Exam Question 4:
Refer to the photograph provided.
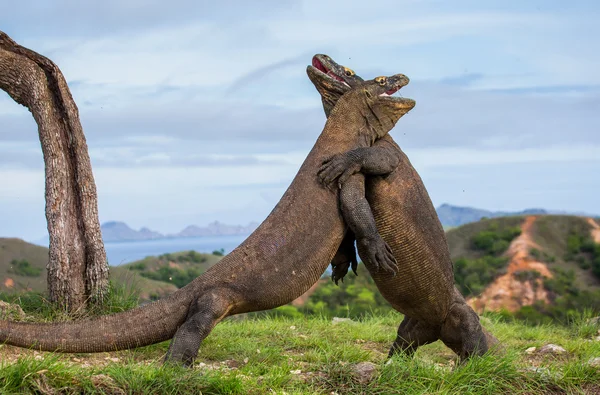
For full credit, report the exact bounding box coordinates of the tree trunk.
[0,31,109,313]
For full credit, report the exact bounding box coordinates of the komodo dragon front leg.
[318,138,401,284]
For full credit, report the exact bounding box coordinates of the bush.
[9,259,42,277]
[212,248,225,257]
[470,225,521,256]
[513,270,541,282]
[140,266,202,288]
[128,262,147,271]
[177,250,208,263]
[454,256,508,296]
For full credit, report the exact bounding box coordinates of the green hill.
[0,239,223,302]
[113,250,224,300]
[0,238,49,293]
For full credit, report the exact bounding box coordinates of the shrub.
[470,225,521,256]
[212,248,225,257]
[9,259,42,277]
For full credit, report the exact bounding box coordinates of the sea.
[103,235,247,266]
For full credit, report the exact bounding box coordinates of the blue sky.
[0,0,599,241]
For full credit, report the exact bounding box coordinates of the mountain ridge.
[98,220,259,243]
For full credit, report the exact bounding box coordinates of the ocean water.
[105,234,248,266]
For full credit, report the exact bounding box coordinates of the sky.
[0,0,598,241]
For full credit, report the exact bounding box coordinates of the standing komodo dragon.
[307,54,497,361]
[0,75,415,366]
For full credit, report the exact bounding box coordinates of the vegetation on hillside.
[512,217,600,324]
[128,250,215,289]
[8,259,42,277]
[453,220,521,296]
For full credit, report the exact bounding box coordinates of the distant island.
[101,221,259,243]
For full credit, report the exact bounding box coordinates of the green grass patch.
[1,313,599,394]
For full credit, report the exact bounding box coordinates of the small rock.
[226,360,241,369]
[72,358,81,362]
[243,358,249,364]
[538,344,566,355]
[289,325,296,330]
[290,369,302,375]
[104,357,120,362]
[589,357,600,368]
[256,349,261,354]
[353,362,377,384]
[0,301,26,320]
[298,334,308,339]
[197,362,207,368]
[521,366,552,380]
[525,347,537,354]
[34,355,43,361]
[332,317,353,324]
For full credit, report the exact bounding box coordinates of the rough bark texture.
[0,31,108,312]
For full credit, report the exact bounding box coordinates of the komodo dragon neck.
[0,75,414,359]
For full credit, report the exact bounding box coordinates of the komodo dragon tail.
[0,287,195,353]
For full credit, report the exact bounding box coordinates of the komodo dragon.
[0,75,415,366]
[307,54,496,360]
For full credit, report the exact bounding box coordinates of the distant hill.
[0,238,223,301]
[100,220,259,242]
[0,238,50,293]
[101,222,164,242]
[435,203,595,227]
[445,214,600,321]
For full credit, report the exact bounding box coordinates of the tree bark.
[0,31,108,312]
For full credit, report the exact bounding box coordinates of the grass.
[1,312,600,394]
[0,280,140,322]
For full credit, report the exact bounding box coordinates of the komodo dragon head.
[307,54,364,116]
[309,57,415,141]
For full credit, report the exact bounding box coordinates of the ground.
[1,313,600,394]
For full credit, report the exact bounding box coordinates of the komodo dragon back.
[0,74,415,366]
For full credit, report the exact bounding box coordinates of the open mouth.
[380,87,401,96]
[311,57,351,88]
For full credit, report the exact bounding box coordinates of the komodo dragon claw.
[357,236,398,276]
[331,231,359,285]
[318,154,361,190]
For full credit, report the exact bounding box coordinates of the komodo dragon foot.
[331,231,359,284]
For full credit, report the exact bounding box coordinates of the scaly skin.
[308,54,497,361]
[0,74,415,366]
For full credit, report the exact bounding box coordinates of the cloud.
[1,0,598,240]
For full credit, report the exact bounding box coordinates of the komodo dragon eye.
[375,76,387,85]
[344,67,355,76]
